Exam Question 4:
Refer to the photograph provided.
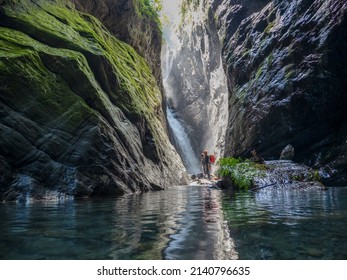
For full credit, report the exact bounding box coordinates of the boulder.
[251,160,326,191]
[280,144,295,160]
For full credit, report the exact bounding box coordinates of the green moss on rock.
[1,0,163,141]
[0,0,188,200]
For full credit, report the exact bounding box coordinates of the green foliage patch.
[133,0,162,30]
[1,0,162,114]
[218,157,266,190]
[0,0,166,147]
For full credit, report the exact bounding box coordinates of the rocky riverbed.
[251,160,327,191]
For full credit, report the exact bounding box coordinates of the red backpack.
[209,154,216,164]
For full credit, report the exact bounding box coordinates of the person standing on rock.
[251,149,264,164]
[200,153,205,174]
[203,150,211,179]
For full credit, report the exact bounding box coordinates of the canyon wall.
[164,0,229,163]
[0,0,188,202]
[216,0,347,185]
[170,0,346,185]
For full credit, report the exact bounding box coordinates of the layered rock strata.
[163,0,229,162]
[217,0,347,185]
[72,0,163,89]
[0,0,188,202]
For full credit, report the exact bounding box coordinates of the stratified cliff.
[169,0,346,185]
[164,0,229,161]
[72,0,163,89]
[0,0,187,202]
[216,0,347,185]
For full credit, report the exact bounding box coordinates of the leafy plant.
[134,0,162,17]
[218,157,266,190]
[307,170,321,182]
[133,0,163,31]
[290,169,321,182]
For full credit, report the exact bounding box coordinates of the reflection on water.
[164,187,237,260]
[1,186,347,260]
[0,186,237,260]
[222,187,347,259]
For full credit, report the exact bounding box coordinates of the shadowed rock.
[215,0,347,185]
[0,0,188,202]
[280,144,295,160]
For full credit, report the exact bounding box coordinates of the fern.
[218,158,266,190]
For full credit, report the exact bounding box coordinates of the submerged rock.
[0,0,188,202]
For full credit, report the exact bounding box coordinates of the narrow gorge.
[1,0,347,202]
[0,0,188,202]
[164,0,347,186]
[1,0,347,262]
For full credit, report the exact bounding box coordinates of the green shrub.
[218,157,266,190]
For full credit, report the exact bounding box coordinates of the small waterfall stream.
[161,4,201,175]
[166,107,201,174]
[162,37,201,174]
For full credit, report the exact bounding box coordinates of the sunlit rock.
[162,0,229,166]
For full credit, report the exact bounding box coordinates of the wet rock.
[251,160,326,191]
[280,144,295,160]
[0,0,188,202]
[164,0,229,162]
[216,0,347,185]
[307,248,324,258]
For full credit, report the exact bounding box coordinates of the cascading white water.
[161,0,202,175]
[161,0,229,176]
[166,107,201,174]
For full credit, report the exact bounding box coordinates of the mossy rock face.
[0,0,188,202]
[219,158,325,191]
[72,0,163,88]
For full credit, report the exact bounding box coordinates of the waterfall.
[161,0,202,175]
[166,107,201,175]
[162,37,201,175]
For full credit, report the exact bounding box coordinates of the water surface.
[0,186,235,260]
[1,186,347,259]
[223,187,347,259]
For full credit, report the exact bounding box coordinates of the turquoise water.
[0,186,346,259]
[222,187,347,259]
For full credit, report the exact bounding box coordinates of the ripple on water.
[221,187,347,259]
[1,186,346,259]
[0,186,238,260]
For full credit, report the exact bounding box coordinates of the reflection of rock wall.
[163,186,238,260]
[165,0,228,161]
[215,0,347,185]
[0,0,188,202]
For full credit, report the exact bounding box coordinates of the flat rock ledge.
[189,177,223,189]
